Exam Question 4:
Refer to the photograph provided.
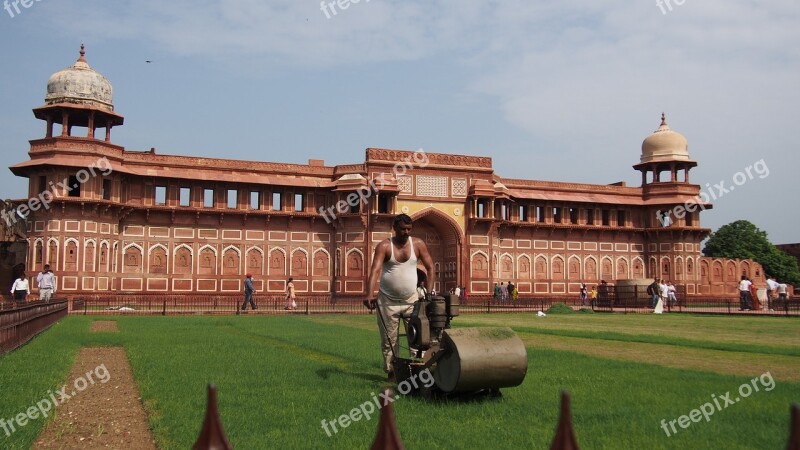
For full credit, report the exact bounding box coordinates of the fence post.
[305,298,309,315]
[162,299,167,316]
[549,391,580,449]
[193,384,233,450]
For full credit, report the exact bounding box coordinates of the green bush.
[546,303,574,314]
[577,307,595,314]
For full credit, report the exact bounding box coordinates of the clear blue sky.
[1,0,797,244]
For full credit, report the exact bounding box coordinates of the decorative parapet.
[366,148,492,171]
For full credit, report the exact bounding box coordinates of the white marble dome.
[45,45,113,111]
[640,113,689,164]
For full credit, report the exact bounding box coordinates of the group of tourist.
[448,285,469,302]
[740,276,789,311]
[240,274,297,312]
[492,281,518,303]
[647,278,678,314]
[8,264,57,303]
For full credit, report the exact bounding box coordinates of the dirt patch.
[33,347,156,449]
[90,321,119,333]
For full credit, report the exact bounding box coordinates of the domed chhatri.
[640,113,690,164]
[45,44,114,111]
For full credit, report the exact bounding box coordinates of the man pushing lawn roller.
[365,213,435,382]
[365,213,529,397]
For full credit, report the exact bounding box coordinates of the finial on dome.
[78,43,86,62]
[660,112,667,126]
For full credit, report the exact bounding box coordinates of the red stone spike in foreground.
[193,384,233,450]
[550,391,580,450]
[788,404,800,450]
[370,389,405,450]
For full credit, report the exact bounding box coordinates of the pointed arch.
[33,238,44,267]
[346,248,364,277]
[631,256,645,279]
[64,238,79,271]
[222,245,241,275]
[471,250,489,278]
[313,248,331,277]
[584,256,598,281]
[122,243,143,274]
[517,254,532,281]
[568,255,581,280]
[535,255,548,280]
[174,244,193,275]
[674,256,684,280]
[291,247,309,277]
[149,243,168,274]
[83,239,96,272]
[615,256,629,280]
[246,246,264,276]
[552,255,565,280]
[600,256,613,280]
[499,252,514,280]
[99,240,110,272]
[47,238,59,270]
[268,247,287,276]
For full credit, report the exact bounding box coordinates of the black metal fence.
[67,292,800,317]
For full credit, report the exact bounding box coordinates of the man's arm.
[414,238,436,293]
[366,240,389,300]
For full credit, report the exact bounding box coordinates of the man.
[36,264,56,303]
[366,214,435,380]
[647,278,659,308]
[667,282,677,307]
[777,281,788,307]
[766,276,778,310]
[454,285,461,298]
[500,282,508,304]
[738,275,752,311]
[507,281,516,302]
[241,273,256,311]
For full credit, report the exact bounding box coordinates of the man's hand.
[363,298,377,311]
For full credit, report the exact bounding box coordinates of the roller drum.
[433,327,528,393]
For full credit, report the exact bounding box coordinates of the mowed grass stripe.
[306,314,800,381]
[456,313,800,348]
[516,332,800,382]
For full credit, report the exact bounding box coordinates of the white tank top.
[379,237,419,303]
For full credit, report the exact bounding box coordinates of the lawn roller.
[379,293,528,397]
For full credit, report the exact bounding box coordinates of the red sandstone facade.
[8,48,765,299]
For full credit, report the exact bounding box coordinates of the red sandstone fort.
[4,46,765,299]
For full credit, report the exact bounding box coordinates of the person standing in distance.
[366,214,435,381]
[37,264,57,303]
[241,273,256,311]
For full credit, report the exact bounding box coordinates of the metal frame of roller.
[391,294,528,397]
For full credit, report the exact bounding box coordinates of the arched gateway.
[410,209,463,294]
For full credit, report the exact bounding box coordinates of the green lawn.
[1,313,798,449]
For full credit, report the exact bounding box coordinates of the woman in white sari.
[654,280,667,314]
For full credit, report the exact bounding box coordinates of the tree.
[703,220,800,284]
